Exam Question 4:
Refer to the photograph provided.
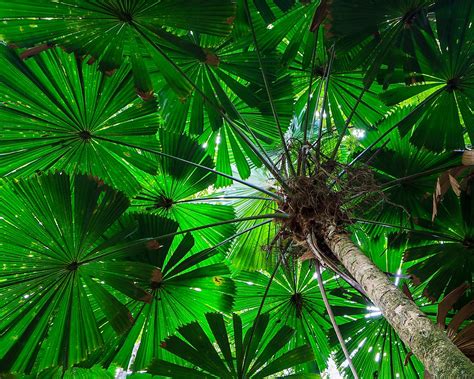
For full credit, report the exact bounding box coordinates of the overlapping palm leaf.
[379,0,474,151]
[327,0,435,86]
[148,312,316,378]
[239,1,319,68]
[402,187,474,302]
[357,108,461,235]
[131,131,236,253]
[223,171,280,271]
[234,258,365,372]
[0,0,236,97]
[0,46,159,195]
[292,62,388,136]
[157,36,294,184]
[0,173,158,374]
[101,213,235,370]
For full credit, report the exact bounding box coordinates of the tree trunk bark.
[323,225,474,379]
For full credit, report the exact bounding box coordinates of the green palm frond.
[131,131,236,253]
[0,0,237,97]
[358,110,462,235]
[148,312,315,378]
[0,46,159,195]
[234,258,364,372]
[0,173,156,374]
[224,172,279,271]
[156,35,294,183]
[101,213,235,370]
[328,0,435,86]
[379,0,474,151]
[402,187,474,303]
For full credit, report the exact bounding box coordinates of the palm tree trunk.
[322,224,474,379]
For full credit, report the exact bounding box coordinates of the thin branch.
[299,31,319,176]
[93,135,282,201]
[243,0,296,177]
[131,22,290,189]
[314,44,335,160]
[329,86,368,160]
[314,260,359,379]
[156,213,288,241]
[352,218,460,241]
[302,31,319,146]
[242,251,283,371]
[172,195,274,204]
[381,164,460,188]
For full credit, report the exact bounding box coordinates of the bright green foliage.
[132,131,236,253]
[361,112,462,234]
[379,0,474,150]
[148,312,316,378]
[157,43,294,183]
[0,46,159,195]
[0,173,155,373]
[234,259,364,372]
[0,0,473,377]
[101,214,235,370]
[403,189,474,302]
[0,0,236,96]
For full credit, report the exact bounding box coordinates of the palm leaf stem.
[314,44,335,161]
[172,195,274,204]
[243,0,296,177]
[329,86,368,161]
[335,88,446,181]
[381,164,460,188]
[314,259,358,379]
[242,252,283,371]
[154,213,287,241]
[93,135,282,201]
[353,218,460,241]
[300,31,319,176]
[131,22,290,190]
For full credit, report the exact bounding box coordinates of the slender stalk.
[381,164,460,188]
[299,32,319,176]
[302,32,319,146]
[85,220,274,266]
[353,218,459,241]
[243,0,296,177]
[131,22,290,189]
[93,135,282,201]
[329,86,367,161]
[313,260,359,379]
[242,254,283,371]
[165,220,274,277]
[172,195,273,204]
[314,44,335,159]
[156,213,287,241]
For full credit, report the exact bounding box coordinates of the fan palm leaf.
[157,38,294,184]
[379,0,474,151]
[0,0,237,97]
[0,173,157,374]
[402,188,474,303]
[234,258,365,372]
[0,46,159,195]
[148,312,315,378]
[131,131,236,253]
[100,214,236,370]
